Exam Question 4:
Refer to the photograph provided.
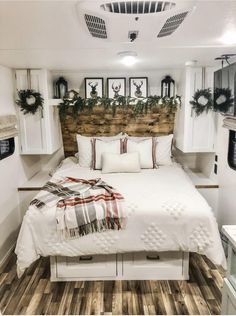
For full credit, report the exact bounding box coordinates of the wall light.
[221,30,236,45]
[118,51,138,66]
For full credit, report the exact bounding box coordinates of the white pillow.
[125,134,173,166]
[92,138,123,170]
[76,133,123,168]
[155,134,173,166]
[124,137,156,169]
[102,152,141,174]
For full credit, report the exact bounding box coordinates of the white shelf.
[48,99,62,106]
[184,168,218,188]
[18,170,50,190]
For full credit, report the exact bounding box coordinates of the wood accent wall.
[60,106,176,157]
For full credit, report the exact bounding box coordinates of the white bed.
[15,160,226,280]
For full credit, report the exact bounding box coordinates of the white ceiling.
[0,0,236,70]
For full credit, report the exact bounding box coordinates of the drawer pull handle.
[146,255,160,261]
[79,256,93,261]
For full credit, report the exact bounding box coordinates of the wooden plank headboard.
[60,106,176,157]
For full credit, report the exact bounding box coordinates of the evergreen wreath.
[190,88,213,116]
[16,89,44,115]
[213,87,234,113]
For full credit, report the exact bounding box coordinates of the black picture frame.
[129,77,148,98]
[84,78,104,99]
[107,77,126,98]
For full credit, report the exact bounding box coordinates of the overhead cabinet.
[175,67,216,153]
[15,69,62,155]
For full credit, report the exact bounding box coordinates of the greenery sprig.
[58,93,181,120]
[16,89,44,115]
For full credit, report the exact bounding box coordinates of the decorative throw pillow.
[123,137,156,169]
[102,152,141,174]
[76,133,123,168]
[92,138,123,170]
[155,134,173,166]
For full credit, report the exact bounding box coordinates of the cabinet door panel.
[16,70,46,154]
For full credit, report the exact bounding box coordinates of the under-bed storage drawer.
[122,251,186,280]
[52,254,117,280]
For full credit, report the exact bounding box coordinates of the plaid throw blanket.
[30,177,125,239]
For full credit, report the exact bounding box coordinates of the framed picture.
[85,78,104,98]
[107,77,126,98]
[129,77,148,98]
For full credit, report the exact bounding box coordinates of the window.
[228,130,236,170]
[0,138,15,160]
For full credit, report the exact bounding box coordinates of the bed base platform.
[50,251,189,282]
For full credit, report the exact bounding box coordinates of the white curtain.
[223,117,236,132]
[0,115,18,140]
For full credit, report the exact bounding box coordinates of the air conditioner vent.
[157,11,188,37]
[101,1,176,14]
[84,14,107,39]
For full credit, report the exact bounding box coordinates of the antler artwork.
[88,82,98,97]
[112,82,121,98]
[133,80,143,97]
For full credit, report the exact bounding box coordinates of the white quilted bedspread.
[15,161,226,276]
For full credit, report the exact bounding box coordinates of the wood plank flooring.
[0,253,225,315]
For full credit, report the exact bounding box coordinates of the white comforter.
[15,161,226,276]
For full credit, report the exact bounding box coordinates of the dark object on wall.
[107,78,126,98]
[16,89,44,115]
[161,75,175,98]
[0,138,15,160]
[85,78,104,99]
[228,130,236,171]
[55,77,68,99]
[129,77,148,98]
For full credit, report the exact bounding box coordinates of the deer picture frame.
[85,78,104,99]
[129,77,148,98]
[107,77,126,99]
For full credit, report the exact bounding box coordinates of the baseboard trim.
[0,243,15,270]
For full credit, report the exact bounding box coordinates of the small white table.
[221,225,236,315]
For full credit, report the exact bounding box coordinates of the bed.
[15,158,226,281]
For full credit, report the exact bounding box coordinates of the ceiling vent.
[157,11,188,37]
[100,1,176,14]
[84,14,108,38]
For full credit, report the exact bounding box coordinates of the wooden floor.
[0,253,224,315]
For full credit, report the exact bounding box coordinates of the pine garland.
[58,93,181,120]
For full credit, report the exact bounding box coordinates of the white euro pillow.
[102,152,141,174]
[92,138,123,170]
[76,133,123,168]
[124,137,156,169]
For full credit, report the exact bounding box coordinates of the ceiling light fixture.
[221,30,236,45]
[118,51,138,66]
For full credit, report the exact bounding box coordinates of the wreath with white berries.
[213,87,234,113]
[16,89,44,115]
[190,88,213,116]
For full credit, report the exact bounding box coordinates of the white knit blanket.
[15,162,226,277]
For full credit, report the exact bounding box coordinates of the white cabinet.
[15,69,62,155]
[175,67,217,153]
